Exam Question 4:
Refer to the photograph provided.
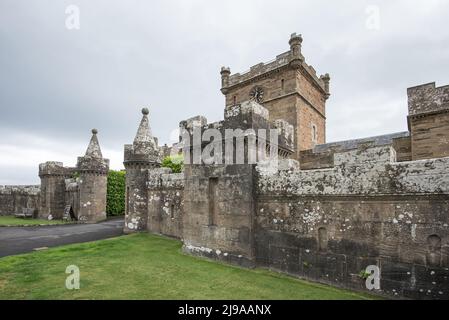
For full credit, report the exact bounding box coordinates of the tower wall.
[408,82,449,160]
[220,33,330,159]
[77,172,107,222]
[38,162,73,219]
[124,161,155,232]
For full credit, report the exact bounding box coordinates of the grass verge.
[0,233,379,300]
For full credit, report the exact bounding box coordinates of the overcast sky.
[0,0,448,185]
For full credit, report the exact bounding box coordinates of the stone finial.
[133,108,158,154]
[320,73,331,98]
[84,129,103,159]
[289,33,303,68]
[289,32,303,46]
[220,67,231,90]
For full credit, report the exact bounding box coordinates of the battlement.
[38,161,74,177]
[0,185,40,195]
[221,33,329,96]
[407,82,449,116]
[76,156,109,174]
[146,168,185,190]
[179,100,295,162]
[257,144,449,196]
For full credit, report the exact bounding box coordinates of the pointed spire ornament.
[133,108,158,154]
[84,128,103,159]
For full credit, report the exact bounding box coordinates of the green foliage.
[106,170,126,216]
[358,270,372,280]
[71,171,80,179]
[161,154,184,173]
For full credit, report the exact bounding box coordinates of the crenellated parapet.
[407,82,449,160]
[38,161,74,178]
[221,33,329,97]
[408,82,449,117]
[146,168,185,190]
[257,144,449,196]
[179,100,295,164]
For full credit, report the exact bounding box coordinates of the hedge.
[106,170,126,216]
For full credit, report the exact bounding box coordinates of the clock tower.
[220,33,330,158]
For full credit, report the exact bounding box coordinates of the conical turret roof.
[133,108,157,153]
[85,129,103,159]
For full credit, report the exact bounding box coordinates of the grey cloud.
[0,0,448,183]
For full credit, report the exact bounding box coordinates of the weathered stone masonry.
[124,34,449,299]
[1,130,109,222]
[39,129,109,222]
[0,185,40,216]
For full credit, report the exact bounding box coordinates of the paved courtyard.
[0,218,124,258]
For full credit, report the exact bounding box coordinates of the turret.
[407,82,449,160]
[320,73,331,99]
[123,108,162,232]
[75,129,109,222]
[289,32,303,68]
[220,67,231,94]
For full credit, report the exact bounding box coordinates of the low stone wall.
[147,169,185,238]
[255,146,449,299]
[0,185,40,216]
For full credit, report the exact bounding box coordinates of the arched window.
[318,227,328,252]
[426,234,442,267]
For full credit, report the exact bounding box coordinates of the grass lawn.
[0,216,70,226]
[0,233,378,300]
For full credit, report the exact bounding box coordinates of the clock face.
[250,86,264,103]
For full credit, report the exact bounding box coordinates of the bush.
[161,155,184,173]
[106,170,126,216]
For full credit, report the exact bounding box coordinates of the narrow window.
[426,234,442,267]
[170,204,175,219]
[318,227,328,251]
[281,79,285,90]
[208,177,218,226]
[311,124,317,143]
[233,95,237,105]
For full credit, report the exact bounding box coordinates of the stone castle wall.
[133,77,449,299]
[140,139,449,299]
[0,185,40,216]
[147,168,184,238]
[255,144,449,299]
